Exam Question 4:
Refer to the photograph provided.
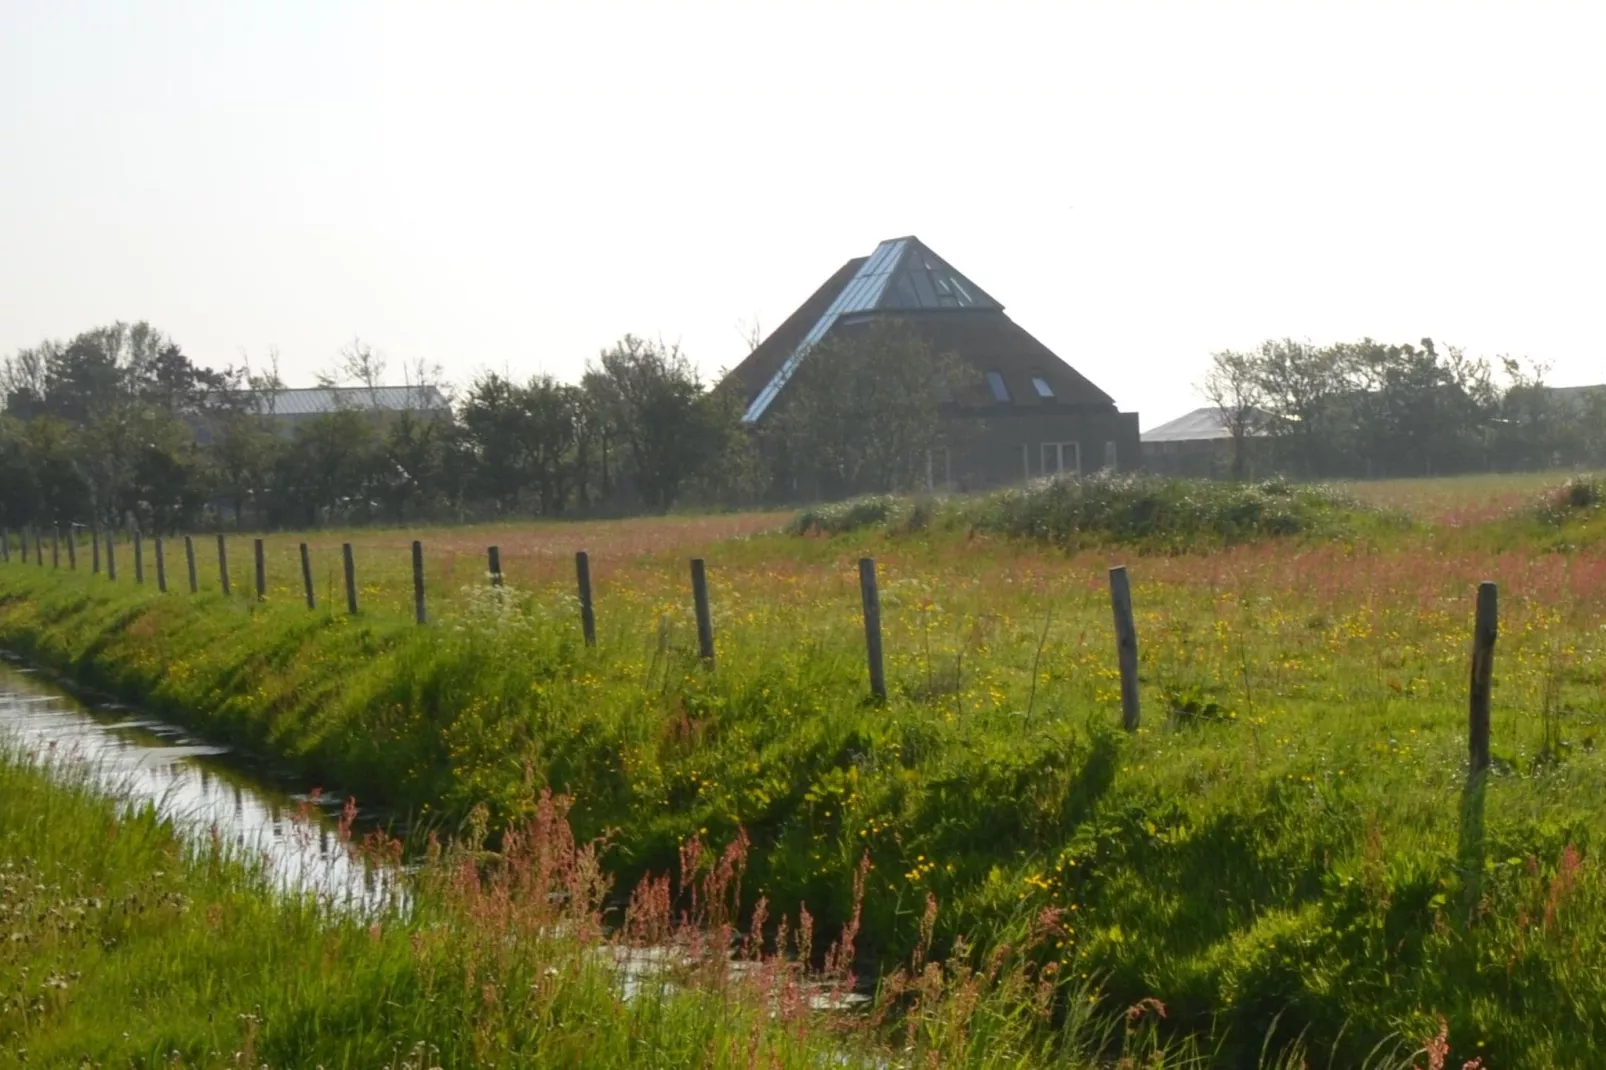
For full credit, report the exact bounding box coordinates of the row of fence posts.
[0,524,1502,764]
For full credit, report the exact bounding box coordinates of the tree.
[273,411,381,527]
[1199,350,1265,480]
[325,337,388,409]
[1248,338,1351,477]
[375,408,450,522]
[458,373,530,512]
[583,336,725,511]
[767,321,971,497]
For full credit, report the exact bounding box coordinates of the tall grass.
[0,473,1603,1064]
[0,748,1351,1069]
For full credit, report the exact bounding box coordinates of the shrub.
[1537,474,1604,524]
[788,495,900,535]
[790,475,1391,549]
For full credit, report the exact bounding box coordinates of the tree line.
[1201,338,1606,480]
[0,320,959,532]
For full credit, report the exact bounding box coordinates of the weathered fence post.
[66,527,76,570]
[51,526,59,569]
[155,536,167,593]
[184,535,198,594]
[216,533,231,595]
[33,528,42,567]
[859,557,887,702]
[253,538,265,601]
[690,558,714,666]
[92,528,101,574]
[300,543,315,609]
[106,531,117,580]
[411,541,426,625]
[342,543,358,615]
[1109,565,1141,731]
[134,531,144,584]
[1469,581,1498,776]
[487,545,503,587]
[576,550,596,648]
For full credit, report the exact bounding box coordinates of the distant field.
[115,510,794,621]
[131,470,1584,619]
[3,471,1605,1064]
[1337,468,1567,523]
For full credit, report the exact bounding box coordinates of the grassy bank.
[2,475,1605,1064]
[0,746,834,1067]
[0,741,1298,1069]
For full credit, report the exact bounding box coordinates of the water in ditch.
[0,655,874,1015]
[0,656,401,911]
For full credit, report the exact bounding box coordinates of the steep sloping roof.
[241,386,450,416]
[724,257,865,405]
[728,236,1116,423]
[856,311,1115,410]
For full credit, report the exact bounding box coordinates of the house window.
[1103,440,1118,472]
[986,371,1010,403]
[1041,441,1080,476]
[1031,376,1054,399]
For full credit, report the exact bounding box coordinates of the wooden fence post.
[690,558,714,666]
[155,536,167,592]
[342,543,358,615]
[253,538,265,601]
[859,557,887,702]
[66,527,76,570]
[1109,565,1141,731]
[216,533,231,595]
[487,545,503,587]
[576,550,596,648]
[106,532,117,580]
[134,531,144,584]
[1,528,8,563]
[184,536,198,594]
[33,528,42,567]
[300,543,315,609]
[92,527,101,574]
[1469,581,1498,776]
[412,541,426,625]
[51,526,59,569]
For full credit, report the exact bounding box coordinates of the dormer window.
[986,371,1010,403]
[1031,376,1054,399]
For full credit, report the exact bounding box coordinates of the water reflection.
[0,660,403,913]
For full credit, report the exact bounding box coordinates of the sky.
[2,1,1603,430]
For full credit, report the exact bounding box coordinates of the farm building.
[1140,406,1275,478]
[724,236,1140,493]
[192,385,451,444]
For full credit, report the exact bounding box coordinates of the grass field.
[0,745,947,1068]
[2,470,1604,1065]
[0,741,1308,1068]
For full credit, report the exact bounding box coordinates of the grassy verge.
[0,745,1285,1069]
[1,475,1604,1064]
[0,747,831,1067]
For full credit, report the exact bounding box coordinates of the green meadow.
[2,472,1605,1066]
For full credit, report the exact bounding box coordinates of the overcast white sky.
[2,1,1602,429]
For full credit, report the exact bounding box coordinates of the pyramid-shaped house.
[725,236,1140,493]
